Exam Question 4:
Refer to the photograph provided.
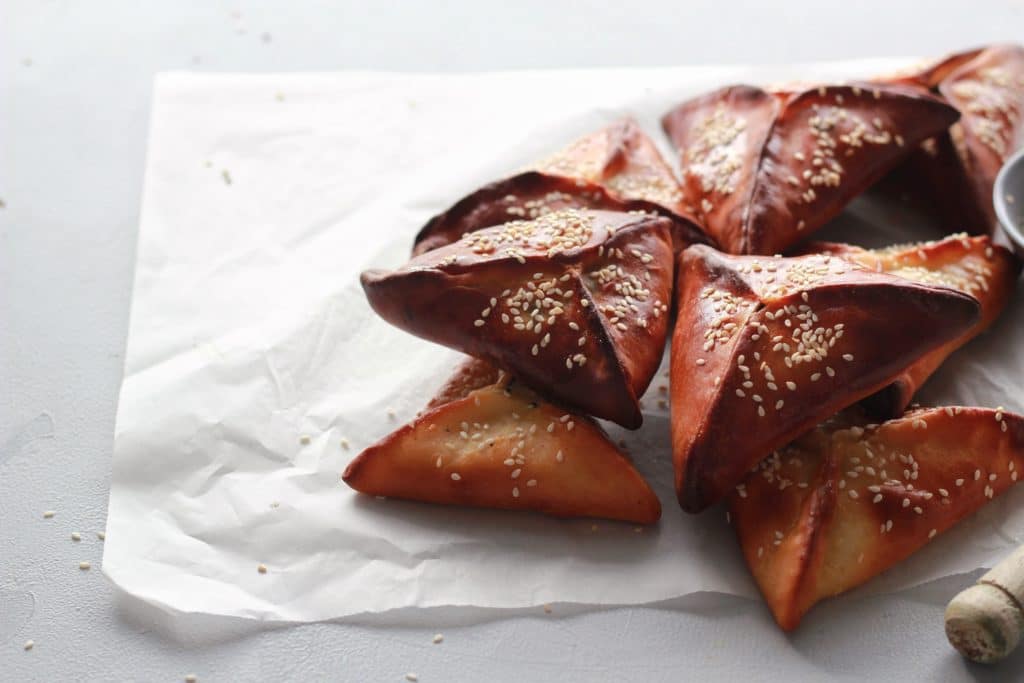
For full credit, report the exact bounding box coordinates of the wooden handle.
[946,545,1024,663]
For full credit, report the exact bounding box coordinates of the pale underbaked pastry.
[661,82,959,254]
[670,245,980,512]
[364,209,675,428]
[343,358,661,524]
[809,234,1020,416]
[729,406,1024,630]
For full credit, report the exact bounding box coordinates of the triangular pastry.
[670,244,980,511]
[810,234,1020,416]
[661,82,959,254]
[414,171,707,257]
[364,209,675,428]
[729,406,1024,630]
[876,44,1024,232]
[413,118,707,256]
[343,360,662,524]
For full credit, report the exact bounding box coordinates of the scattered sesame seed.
[433,634,444,644]
[406,674,419,682]
[450,473,462,481]
[97,531,106,540]
[24,640,33,651]
[185,676,197,683]
[222,169,232,185]
[543,604,553,613]
[341,438,350,450]
[299,435,311,445]
[928,529,937,539]
[258,563,267,574]
[71,532,81,542]
[43,511,55,519]
[79,561,91,571]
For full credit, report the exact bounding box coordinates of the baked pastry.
[363,209,675,428]
[670,244,981,512]
[661,83,959,254]
[729,406,1024,630]
[413,172,708,257]
[531,117,687,214]
[876,45,1024,232]
[343,359,662,523]
[413,118,706,256]
[810,234,1021,416]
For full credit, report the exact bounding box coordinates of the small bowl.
[994,147,1024,259]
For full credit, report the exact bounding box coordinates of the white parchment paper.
[105,61,1024,621]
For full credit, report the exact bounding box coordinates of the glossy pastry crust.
[364,210,675,428]
[729,406,1024,631]
[343,362,662,524]
[661,82,959,254]
[876,44,1024,231]
[670,244,980,512]
[809,235,1021,416]
[413,171,708,257]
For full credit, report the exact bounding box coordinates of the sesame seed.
[990,473,998,482]
[928,529,937,539]
[406,674,419,682]
[258,564,267,574]
[757,406,766,417]
[555,450,564,463]
[512,487,520,498]
[786,381,797,391]
[842,354,854,361]
[97,532,106,540]
[873,494,883,503]
[24,640,33,651]
[511,468,521,479]
[341,438,350,450]
[300,435,311,445]
[79,561,91,570]
[527,479,537,487]
[696,358,706,366]
[956,478,964,487]
[43,511,55,519]
[975,469,982,481]
[71,532,81,542]
[450,473,462,481]
[543,604,553,613]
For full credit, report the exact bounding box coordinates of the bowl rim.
[994,146,1024,251]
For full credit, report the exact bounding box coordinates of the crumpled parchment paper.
[105,60,1024,621]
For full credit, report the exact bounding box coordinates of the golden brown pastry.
[343,360,662,524]
[363,210,675,428]
[729,406,1024,631]
[661,83,959,254]
[413,118,708,257]
[810,234,1021,416]
[876,44,1024,232]
[670,244,980,512]
[532,117,688,214]
[413,172,708,257]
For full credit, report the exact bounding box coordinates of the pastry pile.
[344,44,1024,630]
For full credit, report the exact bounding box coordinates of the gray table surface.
[3,1,1024,681]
